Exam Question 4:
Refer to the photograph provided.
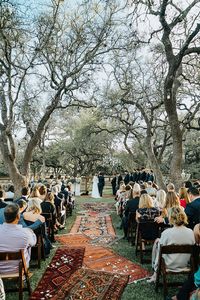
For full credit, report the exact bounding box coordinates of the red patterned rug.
[30,247,85,299]
[56,235,150,284]
[84,246,150,284]
[56,233,92,246]
[51,268,129,300]
[70,215,116,239]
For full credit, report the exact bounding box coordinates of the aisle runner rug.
[51,268,129,300]
[30,247,85,299]
[70,215,116,240]
[56,235,150,284]
[84,246,150,284]
[57,233,92,246]
[81,202,115,213]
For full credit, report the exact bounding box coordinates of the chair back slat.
[0,251,22,261]
[161,244,194,254]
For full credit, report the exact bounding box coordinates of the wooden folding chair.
[0,250,31,300]
[41,212,55,242]
[127,212,137,245]
[31,224,46,268]
[135,219,160,264]
[155,244,195,298]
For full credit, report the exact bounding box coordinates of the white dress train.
[91,176,100,198]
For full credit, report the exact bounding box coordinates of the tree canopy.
[0,0,199,191]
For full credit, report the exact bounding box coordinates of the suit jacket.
[98,175,105,186]
[124,174,130,185]
[111,176,116,186]
[185,197,200,229]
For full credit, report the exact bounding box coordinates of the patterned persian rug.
[56,233,92,246]
[51,268,129,300]
[84,246,150,284]
[30,247,85,299]
[70,215,116,240]
[56,235,150,284]
[80,202,115,213]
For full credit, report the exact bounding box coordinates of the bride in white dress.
[91,175,100,198]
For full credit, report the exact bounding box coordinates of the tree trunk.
[164,75,183,190]
[6,161,28,198]
[145,134,166,191]
[0,135,29,197]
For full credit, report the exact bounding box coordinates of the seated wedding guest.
[119,184,133,219]
[0,203,36,274]
[115,184,126,216]
[121,183,141,239]
[167,182,176,192]
[38,185,47,201]
[154,189,166,209]
[185,186,200,229]
[0,199,42,230]
[115,182,125,201]
[0,191,7,209]
[147,207,195,283]
[18,199,43,230]
[28,185,42,207]
[23,199,45,224]
[194,223,200,246]
[136,194,160,222]
[145,181,157,197]
[4,185,15,201]
[52,185,68,220]
[0,278,5,300]
[155,191,180,224]
[41,192,64,231]
[178,186,190,209]
[15,186,30,203]
[185,180,193,191]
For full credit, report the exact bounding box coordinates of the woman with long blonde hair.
[155,191,180,224]
[178,187,190,208]
[136,193,160,222]
[23,198,45,223]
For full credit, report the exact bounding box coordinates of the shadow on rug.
[30,247,85,299]
[51,268,129,300]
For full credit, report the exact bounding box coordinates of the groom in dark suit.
[98,172,105,197]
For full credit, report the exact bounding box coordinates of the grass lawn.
[5,195,180,299]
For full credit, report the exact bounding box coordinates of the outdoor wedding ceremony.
[0,0,200,300]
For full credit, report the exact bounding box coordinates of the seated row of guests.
[0,179,76,295]
[116,180,200,299]
[116,180,200,232]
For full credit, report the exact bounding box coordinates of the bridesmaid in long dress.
[91,174,100,198]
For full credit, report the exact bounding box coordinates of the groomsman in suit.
[124,171,130,185]
[117,173,123,190]
[111,173,117,196]
[98,172,105,197]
